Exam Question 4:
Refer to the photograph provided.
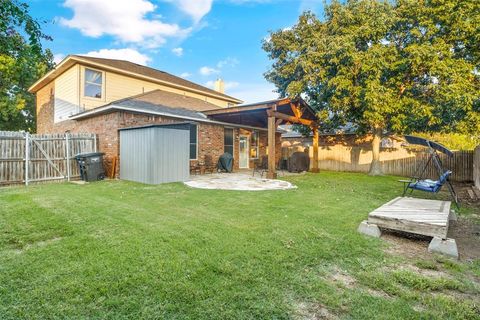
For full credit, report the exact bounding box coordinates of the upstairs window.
[250,130,259,159]
[84,68,102,98]
[224,128,234,156]
[190,124,198,160]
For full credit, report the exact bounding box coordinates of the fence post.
[25,132,29,186]
[65,133,71,181]
[93,134,97,152]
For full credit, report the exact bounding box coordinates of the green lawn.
[0,172,478,319]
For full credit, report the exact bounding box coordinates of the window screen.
[224,128,234,156]
[189,124,197,160]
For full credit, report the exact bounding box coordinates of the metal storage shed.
[119,123,191,184]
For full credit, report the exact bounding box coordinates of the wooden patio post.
[311,126,319,173]
[267,113,277,179]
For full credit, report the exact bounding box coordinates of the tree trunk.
[368,127,383,176]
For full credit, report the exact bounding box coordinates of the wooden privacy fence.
[474,145,480,189]
[0,131,97,186]
[282,146,473,182]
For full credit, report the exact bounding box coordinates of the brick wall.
[36,82,55,134]
[36,83,283,176]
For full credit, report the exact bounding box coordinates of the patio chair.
[190,162,201,175]
[203,155,217,174]
[252,156,268,177]
[276,159,286,177]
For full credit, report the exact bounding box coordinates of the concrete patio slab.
[184,172,297,191]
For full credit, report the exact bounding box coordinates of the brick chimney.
[214,78,225,94]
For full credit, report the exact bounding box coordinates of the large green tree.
[263,0,480,175]
[0,0,53,132]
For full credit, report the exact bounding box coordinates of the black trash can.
[75,152,106,182]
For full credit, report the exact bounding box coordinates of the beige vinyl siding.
[78,64,230,110]
[52,63,233,122]
[54,65,80,123]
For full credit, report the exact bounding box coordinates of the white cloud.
[216,57,239,69]
[206,80,239,89]
[169,0,213,23]
[180,72,191,78]
[199,57,239,76]
[199,66,220,76]
[172,47,184,56]
[82,48,151,65]
[228,82,279,104]
[228,0,273,4]
[60,0,189,48]
[224,81,240,90]
[53,53,66,64]
[205,80,215,88]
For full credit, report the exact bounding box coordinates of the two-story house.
[29,55,317,177]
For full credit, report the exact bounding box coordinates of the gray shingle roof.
[112,90,209,121]
[72,55,242,103]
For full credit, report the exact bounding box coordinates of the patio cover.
[204,97,319,178]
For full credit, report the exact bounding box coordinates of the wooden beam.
[267,115,277,179]
[203,104,272,115]
[267,110,314,127]
[275,118,283,127]
[311,126,319,173]
[275,98,291,106]
[290,103,303,118]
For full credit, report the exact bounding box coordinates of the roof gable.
[29,55,242,103]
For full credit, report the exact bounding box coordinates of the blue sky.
[28,0,325,103]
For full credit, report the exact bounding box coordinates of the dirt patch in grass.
[327,267,391,299]
[448,217,480,262]
[398,264,453,279]
[328,267,357,289]
[382,230,432,260]
[12,237,63,254]
[381,217,480,262]
[454,182,480,209]
[294,302,338,320]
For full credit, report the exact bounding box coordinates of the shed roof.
[118,122,194,132]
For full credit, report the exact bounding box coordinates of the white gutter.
[69,104,275,132]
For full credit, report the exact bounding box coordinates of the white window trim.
[83,67,105,101]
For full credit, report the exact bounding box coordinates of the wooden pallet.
[367,197,451,239]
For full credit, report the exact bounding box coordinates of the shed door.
[120,127,189,184]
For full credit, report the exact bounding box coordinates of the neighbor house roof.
[28,55,243,104]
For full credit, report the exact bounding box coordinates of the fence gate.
[0,131,97,186]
